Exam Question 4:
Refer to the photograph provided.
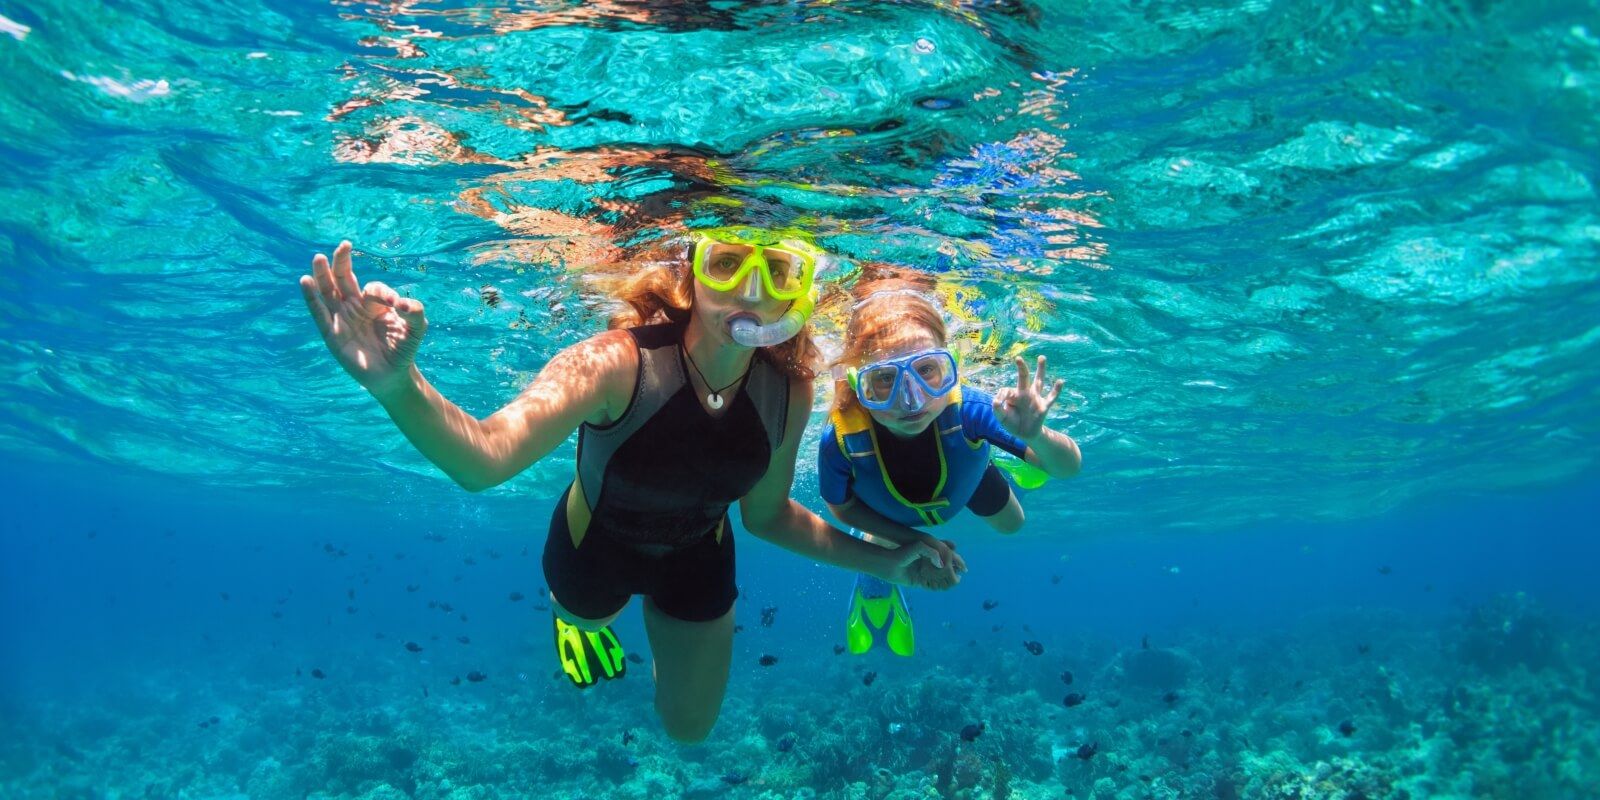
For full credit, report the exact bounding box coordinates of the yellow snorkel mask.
[691,226,823,347]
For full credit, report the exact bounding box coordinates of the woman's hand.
[299,241,428,397]
[994,355,1065,441]
[883,537,967,591]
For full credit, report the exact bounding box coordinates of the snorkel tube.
[731,289,816,347]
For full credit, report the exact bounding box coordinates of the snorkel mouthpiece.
[730,290,815,347]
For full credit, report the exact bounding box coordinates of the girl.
[298,230,950,742]
[818,287,1082,656]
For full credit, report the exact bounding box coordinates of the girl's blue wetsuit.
[818,385,1027,527]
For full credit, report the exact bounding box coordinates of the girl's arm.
[740,379,943,585]
[1023,426,1082,479]
[995,355,1082,479]
[372,330,635,492]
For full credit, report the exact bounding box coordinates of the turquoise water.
[2,1,1599,798]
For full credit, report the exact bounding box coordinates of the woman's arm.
[740,379,942,584]
[372,330,635,492]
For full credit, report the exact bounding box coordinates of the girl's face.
[858,326,950,437]
[690,275,792,348]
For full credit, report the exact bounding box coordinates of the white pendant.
[707,393,724,410]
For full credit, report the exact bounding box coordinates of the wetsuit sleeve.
[960,387,1029,458]
[817,427,855,504]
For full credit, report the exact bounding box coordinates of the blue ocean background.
[2,0,1599,798]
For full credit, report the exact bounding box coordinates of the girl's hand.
[299,241,429,397]
[994,355,1065,441]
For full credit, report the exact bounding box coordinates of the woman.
[297,230,954,743]
[820,287,1082,657]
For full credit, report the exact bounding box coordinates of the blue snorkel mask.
[847,348,959,413]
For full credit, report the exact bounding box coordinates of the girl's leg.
[977,488,1026,534]
[642,599,735,743]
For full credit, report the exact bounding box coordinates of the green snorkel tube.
[731,288,816,347]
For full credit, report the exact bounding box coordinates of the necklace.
[681,344,747,410]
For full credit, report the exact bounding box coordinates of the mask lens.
[858,365,900,405]
[703,244,751,282]
[762,248,805,294]
[910,352,955,393]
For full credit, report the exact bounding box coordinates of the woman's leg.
[551,595,625,630]
[642,599,735,744]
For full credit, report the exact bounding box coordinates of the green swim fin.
[994,456,1050,490]
[553,614,626,689]
[844,574,915,657]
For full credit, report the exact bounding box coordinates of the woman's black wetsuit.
[543,321,790,622]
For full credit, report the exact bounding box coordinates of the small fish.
[1378,565,1392,575]
[1181,729,1192,738]
[1358,643,1371,655]
[450,676,461,686]
[271,611,283,619]
[439,603,454,613]
[862,671,877,686]
[310,669,326,679]
[406,584,420,593]
[721,772,750,786]
[427,600,437,609]
[1060,670,1074,685]
[1050,574,1063,585]
[199,721,209,729]
[734,624,744,633]
[833,644,846,656]
[487,549,501,560]
[463,557,476,566]
[346,589,355,600]
[626,653,643,665]
[466,671,487,683]
[758,654,778,667]
[1142,635,1150,650]
[422,686,428,698]
[776,733,796,753]
[1339,720,1356,737]
[1063,693,1086,707]
[345,606,357,615]
[1023,640,1044,656]
[915,96,962,111]
[479,285,502,308]
[982,599,999,611]
[1075,742,1099,760]
[622,729,635,746]
[1163,691,1180,705]
[424,533,445,543]
[508,592,524,602]
[459,613,468,622]
[960,722,985,742]
[295,668,302,677]
[456,636,471,645]
[404,642,423,653]
[760,606,778,627]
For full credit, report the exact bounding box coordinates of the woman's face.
[858,326,950,437]
[690,274,793,348]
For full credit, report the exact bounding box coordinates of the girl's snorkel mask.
[843,348,960,413]
[691,227,824,347]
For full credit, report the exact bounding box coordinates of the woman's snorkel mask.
[691,227,825,347]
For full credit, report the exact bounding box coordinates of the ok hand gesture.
[299,241,428,397]
[993,355,1064,441]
